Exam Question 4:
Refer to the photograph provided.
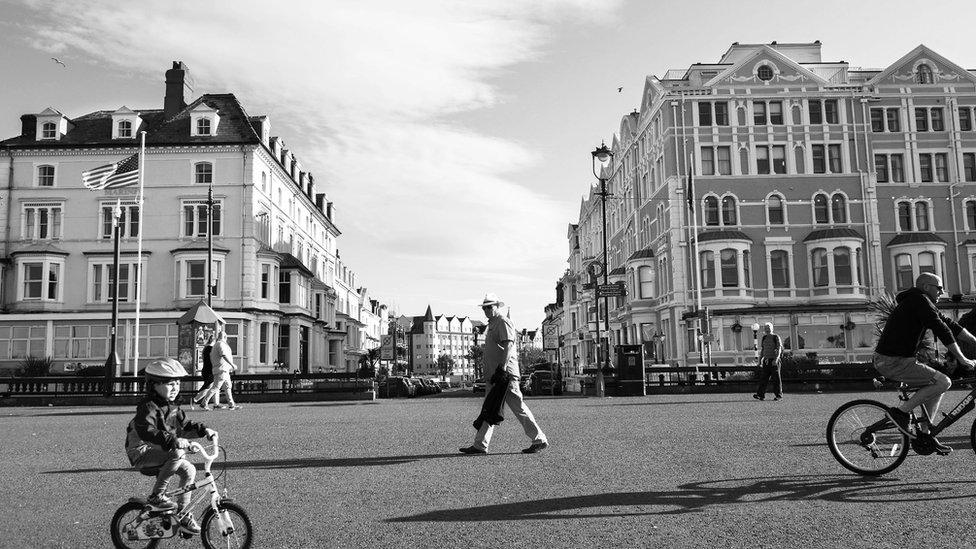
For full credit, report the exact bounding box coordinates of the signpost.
[543,324,559,350]
[596,283,626,298]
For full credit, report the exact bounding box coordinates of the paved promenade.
[4,390,976,548]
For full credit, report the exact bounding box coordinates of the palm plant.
[17,355,55,377]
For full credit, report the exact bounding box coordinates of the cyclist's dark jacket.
[125,392,208,451]
[875,287,962,358]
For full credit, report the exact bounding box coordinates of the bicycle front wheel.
[200,501,252,549]
[826,399,909,476]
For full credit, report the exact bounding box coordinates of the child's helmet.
[145,357,189,380]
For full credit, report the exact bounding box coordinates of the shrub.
[17,356,55,377]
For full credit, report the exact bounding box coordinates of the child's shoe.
[146,493,178,511]
[179,513,202,534]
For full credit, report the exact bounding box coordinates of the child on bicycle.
[124,357,217,535]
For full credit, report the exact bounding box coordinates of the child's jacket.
[125,392,208,452]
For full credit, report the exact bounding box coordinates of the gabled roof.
[705,44,829,88]
[867,44,976,86]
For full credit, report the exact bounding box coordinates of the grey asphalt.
[3,389,976,548]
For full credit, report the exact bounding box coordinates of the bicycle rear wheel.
[826,399,909,476]
[109,502,161,549]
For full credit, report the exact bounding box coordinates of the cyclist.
[875,273,976,454]
[124,357,217,535]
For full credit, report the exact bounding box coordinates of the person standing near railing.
[753,323,783,401]
[192,333,217,409]
[198,330,240,411]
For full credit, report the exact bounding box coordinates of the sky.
[4,0,976,328]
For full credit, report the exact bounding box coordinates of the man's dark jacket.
[876,287,962,358]
[473,373,510,430]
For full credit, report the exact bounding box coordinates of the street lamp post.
[751,322,761,362]
[591,142,614,398]
[207,182,215,306]
[103,199,123,397]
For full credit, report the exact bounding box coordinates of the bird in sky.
[617,87,623,93]
[51,57,66,68]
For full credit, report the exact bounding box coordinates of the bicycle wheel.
[970,418,976,455]
[109,502,161,549]
[826,399,910,476]
[200,501,252,549]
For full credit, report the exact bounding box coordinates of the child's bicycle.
[110,434,253,548]
[826,375,976,476]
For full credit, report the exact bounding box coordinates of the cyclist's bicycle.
[826,376,976,476]
[110,434,252,548]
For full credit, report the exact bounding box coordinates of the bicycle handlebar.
[187,433,219,462]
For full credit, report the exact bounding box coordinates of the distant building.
[400,305,477,379]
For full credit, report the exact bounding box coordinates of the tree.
[518,346,548,374]
[467,345,484,380]
[358,347,382,378]
[436,353,456,380]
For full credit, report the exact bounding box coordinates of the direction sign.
[543,324,559,350]
[596,283,626,298]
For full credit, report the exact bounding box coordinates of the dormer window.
[118,120,132,138]
[41,122,57,139]
[196,118,211,135]
[110,107,141,139]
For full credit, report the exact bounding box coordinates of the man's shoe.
[179,514,202,535]
[919,432,953,455]
[886,407,915,438]
[459,446,487,455]
[752,394,764,401]
[522,441,549,454]
[773,395,782,401]
[146,493,177,512]
[227,404,241,410]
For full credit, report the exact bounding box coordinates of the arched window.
[700,251,715,288]
[915,202,929,231]
[767,195,784,224]
[811,248,828,287]
[720,248,738,287]
[895,254,913,289]
[118,120,132,138]
[831,193,847,223]
[834,247,852,285]
[919,251,936,275]
[814,194,829,224]
[721,196,737,225]
[638,266,654,298]
[917,64,934,84]
[194,162,213,184]
[897,201,912,231]
[41,122,56,139]
[197,118,212,135]
[703,196,719,226]
[770,250,790,288]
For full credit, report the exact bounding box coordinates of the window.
[701,147,714,175]
[767,195,784,224]
[279,271,291,303]
[22,203,63,240]
[54,325,109,359]
[698,102,712,126]
[90,261,143,303]
[701,146,730,175]
[743,250,751,287]
[756,146,770,174]
[809,101,822,124]
[967,200,976,230]
[703,196,719,226]
[41,122,56,139]
[177,257,222,299]
[917,64,934,84]
[700,251,715,289]
[886,109,900,132]
[814,194,829,224]
[824,100,838,124]
[20,259,62,301]
[812,145,826,174]
[875,155,889,182]
[185,260,206,297]
[770,250,790,288]
[638,266,654,298]
[721,196,737,225]
[915,202,929,231]
[896,254,913,289]
[714,102,729,126]
[811,248,828,287]
[931,108,944,131]
[919,154,933,182]
[915,108,928,132]
[136,323,179,358]
[831,194,847,223]
[196,118,211,135]
[182,200,222,237]
[935,153,948,182]
[194,162,213,185]
[961,108,972,132]
[828,144,842,173]
[834,248,852,285]
[720,249,738,287]
[897,201,912,231]
[118,120,132,138]
[757,65,774,81]
[754,101,767,125]
[259,322,269,364]
[919,251,936,275]
[260,263,278,299]
[261,172,267,192]
[769,102,783,125]
[717,147,731,175]
[891,154,905,182]
[100,202,139,239]
[871,108,884,132]
[772,145,786,174]
[37,165,55,187]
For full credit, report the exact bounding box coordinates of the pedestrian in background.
[753,322,783,401]
[199,330,240,410]
[460,293,548,455]
[192,332,216,409]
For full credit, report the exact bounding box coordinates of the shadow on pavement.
[585,400,725,407]
[28,410,132,417]
[794,434,973,451]
[387,474,976,522]
[289,401,381,408]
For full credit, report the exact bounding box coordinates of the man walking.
[753,323,783,401]
[460,293,548,455]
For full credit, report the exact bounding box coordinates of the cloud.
[11,0,620,324]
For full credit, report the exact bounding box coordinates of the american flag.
[82,153,140,190]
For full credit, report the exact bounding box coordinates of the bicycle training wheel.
[109,501,161,549]
[200,501,253,549]
[826,399,910,476]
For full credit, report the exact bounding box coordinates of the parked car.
[418,378,441,395]
[436,381,451,390]
[527,370,562,396]
[406,377,425,397]
[378,376,415,398]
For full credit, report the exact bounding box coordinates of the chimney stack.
[164,61,190,119]
[20,115,36,137]
[315,193,325,212]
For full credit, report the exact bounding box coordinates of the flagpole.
[133,131,146,376]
